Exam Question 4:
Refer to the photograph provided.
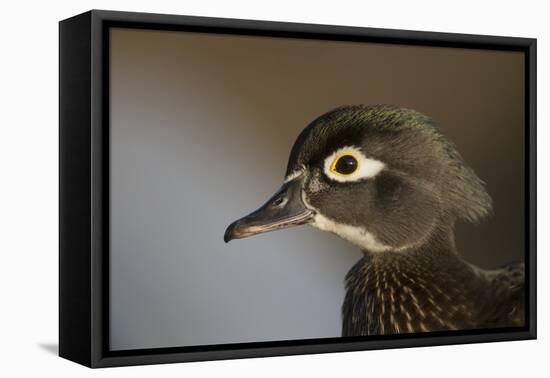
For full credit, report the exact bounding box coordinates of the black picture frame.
[59,9,537,368]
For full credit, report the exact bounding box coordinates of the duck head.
[224,105,491,253]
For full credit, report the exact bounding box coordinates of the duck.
[224,105,524,336]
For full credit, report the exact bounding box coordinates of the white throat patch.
[301,190,392,253]
[311,212,392,252]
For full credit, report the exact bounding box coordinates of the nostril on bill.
[272,195,287,207]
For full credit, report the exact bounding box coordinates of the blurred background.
[110,27,525,350]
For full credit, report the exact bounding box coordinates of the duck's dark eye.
[331,154,358,176]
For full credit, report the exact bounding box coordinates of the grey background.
[109,28,525,350]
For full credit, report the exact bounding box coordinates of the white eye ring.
[323,146,385,183]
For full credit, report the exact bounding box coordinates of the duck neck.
[342,223,480,335]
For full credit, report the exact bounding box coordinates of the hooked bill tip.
[224,224,234,243]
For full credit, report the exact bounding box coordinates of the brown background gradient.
[109,28,524,350]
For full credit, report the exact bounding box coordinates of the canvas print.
[109,27,525,350]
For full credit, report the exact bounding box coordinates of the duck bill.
[224,178,314,242]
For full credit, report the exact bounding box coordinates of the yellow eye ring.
[330,153,359,176]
